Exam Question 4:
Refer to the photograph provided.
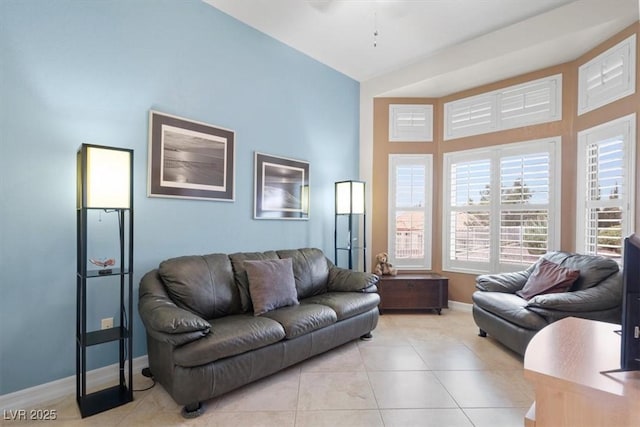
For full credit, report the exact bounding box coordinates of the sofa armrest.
[475,269,531,293]
[327,267,379,293]
[143,325,210,347]
[139,270,211,345]
[526,271,622,312]
[526,306,622,325]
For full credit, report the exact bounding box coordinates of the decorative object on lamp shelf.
[76,143,134,417]
[334,180,366,271]
[89,258,116,275]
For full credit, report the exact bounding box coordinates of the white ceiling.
[205,0,639,97]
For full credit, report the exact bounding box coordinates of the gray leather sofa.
[472,251,622,356]
[138,248,380,417]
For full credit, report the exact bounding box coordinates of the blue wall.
[0,0,359,395]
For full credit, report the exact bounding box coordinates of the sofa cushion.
[472,291,548,330]
[158,254,241,319]
[261,304,337,339]
[230,251,279,312]
[302,292,380,321]
[245,258,299,316]
[542,252,619,291]
[516,259,580,300]
[276,248,330,299]
[173,314,285,367]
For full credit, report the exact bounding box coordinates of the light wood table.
[524,317,640,427]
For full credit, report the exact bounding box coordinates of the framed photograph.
[148,110,235,201]
[254,152,309,220]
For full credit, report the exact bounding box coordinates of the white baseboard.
[0,355,148,411]
[448,300,473,312]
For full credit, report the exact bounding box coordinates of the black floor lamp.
[76,143,134,417]
[334,180,366,271]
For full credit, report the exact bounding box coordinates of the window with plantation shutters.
[444,94,495,140]
[388,154,433,269]
[446,157,492,272]
[498,152,551,265]
[443,138,561,273]
[444,74,562,140]
[499,77,560,129]
[578,35,636,115]
[389,104,433,142]
[576,114,636,261]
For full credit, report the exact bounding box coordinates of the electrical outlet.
[101,317,114,330]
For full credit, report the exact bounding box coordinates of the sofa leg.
[360,332,373,341]
[181,402,204,418]
[478,328,487,337]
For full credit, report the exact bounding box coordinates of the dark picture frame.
[254,152,309,220]
[148,110,235,201]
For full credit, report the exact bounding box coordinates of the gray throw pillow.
[244,258,299,316]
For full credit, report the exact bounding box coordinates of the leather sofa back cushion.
[543,252,619,291]
[516,259,580,300]
[158,254,241,319]
[276,248,330,299]
[230,251,280,312]
[245,258,299,316]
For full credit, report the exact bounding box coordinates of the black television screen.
[620,233,640,371]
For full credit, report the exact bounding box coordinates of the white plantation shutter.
[499,76,560,129]
[444,94,495,139]
[447,158,492,271]
[499,152,551,266]
[443,138,560,273]
[444,75,562,140]
[389,104,433,142]
[578,35,636,115]
[388,155,433,269]
[576,114,636,261]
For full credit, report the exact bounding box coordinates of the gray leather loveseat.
[472,251,622,356]
[138,248,380,417]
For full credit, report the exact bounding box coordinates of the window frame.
[443,74,562,140]
[442,137,562,274]
[575,114,636,260]
[388,154,433,270]
[577,34,636,116]
[389,104,434,142]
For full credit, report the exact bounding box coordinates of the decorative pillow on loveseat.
[516,258,580,300]
[244,258,299,316]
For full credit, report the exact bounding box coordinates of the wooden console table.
[377,274,448,314]
[524,317,640,427]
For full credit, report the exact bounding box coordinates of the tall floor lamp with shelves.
[76,144,133,417]
[334,180,366,271]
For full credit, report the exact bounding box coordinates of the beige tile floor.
[7,308,533,426]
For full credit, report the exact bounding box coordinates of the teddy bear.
[373,252,397,276]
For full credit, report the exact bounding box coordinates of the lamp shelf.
[336,246,365,251]
[80,269,130,278]
[78,207,130,211]
[77,384,131,418]
[80,326,130,347]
